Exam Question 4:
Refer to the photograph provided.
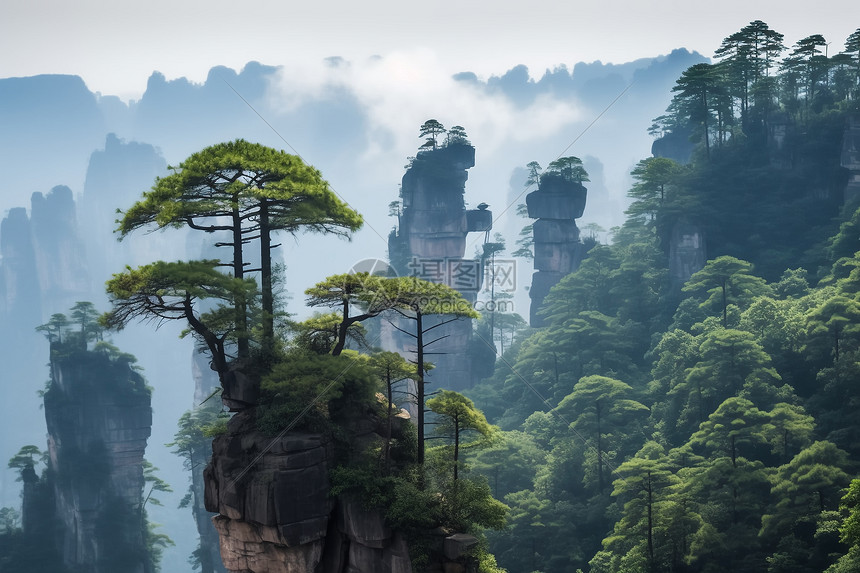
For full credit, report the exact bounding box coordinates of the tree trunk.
[417,311,425,466]
[647,470,654,571]
[259,197,274,353]
[232,198,249,359]
[332,298,350,357]
[702,91,711,159]
[385,366,393,475]
[835,329,841,362]
[184,295,228,380]
[453,412,460,481]
[596,400,604,492]
[731,434,737,468]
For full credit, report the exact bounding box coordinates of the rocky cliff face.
[204,410,413,573]
[667,218,706,292]
[190,352,231,573]
[43,347,153,573]
[0,190,89,489]
[30,186,90,312]
[525,173,587,327]
[0,207,41,325]
[79,133,169,283]
[0,186,89,321]
[387,143,490,391]
[651,125,694,164]
[0,74,107,206]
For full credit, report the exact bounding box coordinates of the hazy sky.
[3,0,858,100]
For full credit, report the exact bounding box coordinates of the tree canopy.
[116,139,362,354]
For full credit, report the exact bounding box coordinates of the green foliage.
[511,222,535,260]
[103,259,264,390]
[626,157,683,221]
[37,301,110,353]
[144,517,175,573]
[428,391,497,443]
[775,268,811,299]
[761,441,851,541]
[74,23,860,573]
[525,161,542,188]
[117,139,362,239]
[839,479,860,548]
[142,460,172,509]
[553,375,648,493]
[418,119,446,149]
[826,547,860,573]
[35,313,70,344]
[7,445,45,480]
[0,508,19,534]
[169,402,230,468]
[545,156,589,183]
[446,125,470,146]
[303,272,393,355]
[433,474,508,533]
[427,390,498,480]
[371,275,481,319]
[599,442,690,573]
[111,139,363,398]
[761,402,815,461]
[471,431,546,499]
[291,311,366,354]
[671,63,723,158]
[104,260,256,328]
[683,256,773,327]
[330,390,506,569]
[70,301,103,343]
[257,350,378,435]
[805,295,860,362]
[474,547,507,573]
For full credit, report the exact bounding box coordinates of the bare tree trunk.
[259,197,274,353]
[232,198,249,359]
[417,312,426,466]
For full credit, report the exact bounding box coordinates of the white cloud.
[267,50,585,169]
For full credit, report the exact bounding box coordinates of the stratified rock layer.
[526,173,587,327]
[44,347,152,573]
[204,410,414,573]
[387,142,489,392]
[668,218,706,291]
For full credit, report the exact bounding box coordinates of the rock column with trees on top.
[523,157,588,326]
[387,120,492,392]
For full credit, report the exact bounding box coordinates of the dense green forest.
[463,21,860,573]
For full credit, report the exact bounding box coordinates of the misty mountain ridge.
[0,49,705,210]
